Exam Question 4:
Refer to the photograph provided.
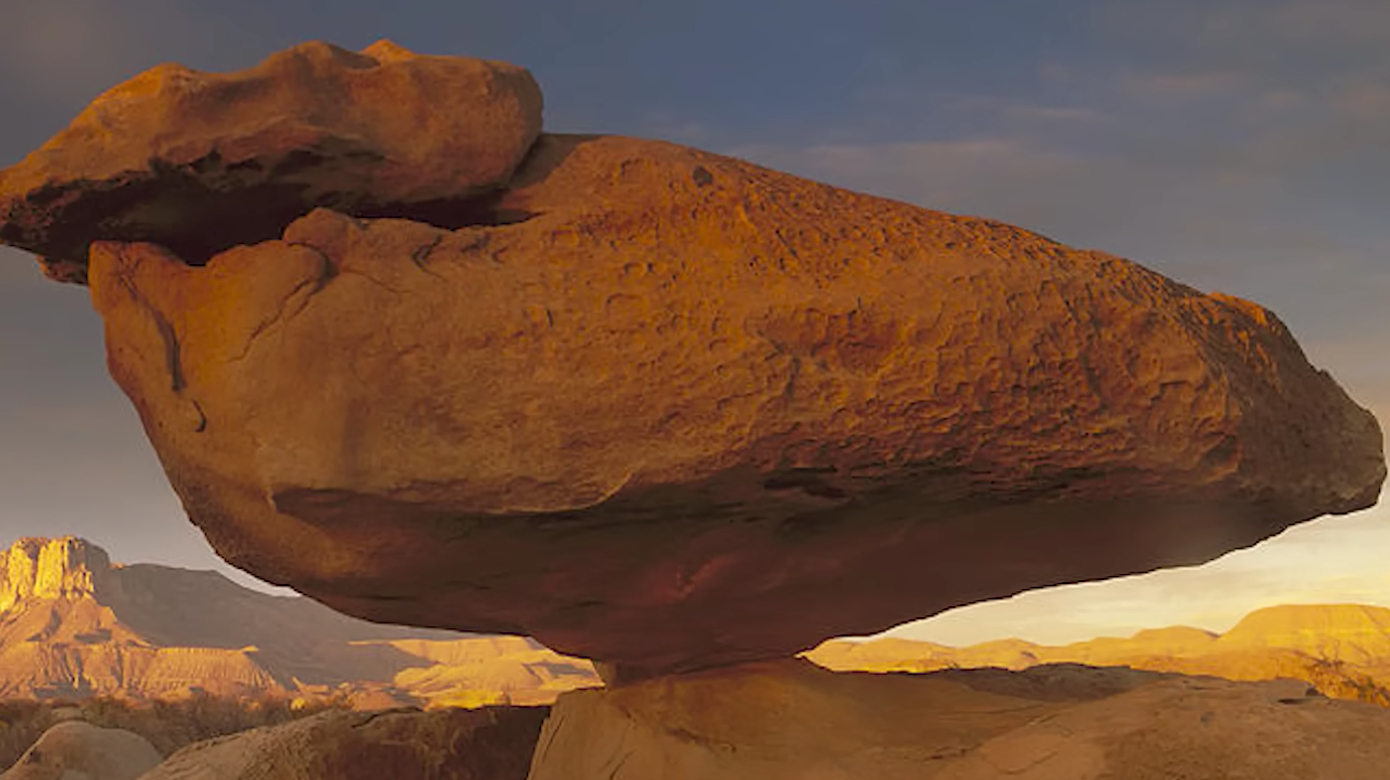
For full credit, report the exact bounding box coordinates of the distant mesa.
[0,537,599,706]
[0,41,1382,679]
[806,603,1390,706]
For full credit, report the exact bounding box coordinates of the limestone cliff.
[0,537,108,612]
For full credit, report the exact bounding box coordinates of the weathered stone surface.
[0,40,542,278]
[137,707,544,780]
[78,127,1384,676]
[1,721,162,780]
[529,659,1390,780]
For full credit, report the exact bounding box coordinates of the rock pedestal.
[529,660,1390,780]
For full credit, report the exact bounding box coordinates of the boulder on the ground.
[0,40,542,279]
[137,706,545,780]
[529,659,1390,780]
[3,44,1383,677]
[1,721,162,780]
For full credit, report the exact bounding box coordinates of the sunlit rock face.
[1,42,1383,678]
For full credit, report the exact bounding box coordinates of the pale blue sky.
[1,0,1386,638]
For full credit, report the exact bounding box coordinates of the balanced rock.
[0,40,541,281]
[138,707,545,780]
[3,45,1383,677]
[0,721,162,780]
[528,659,1390,780]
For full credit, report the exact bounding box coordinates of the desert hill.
[0,537,599,706]
[806,603,1390,704]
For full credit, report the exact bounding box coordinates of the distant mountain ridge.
[807,603,1390,705]
[5,535,1387,708]
[0,537,599,706]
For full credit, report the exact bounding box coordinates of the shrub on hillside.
[1301,655,1390,708]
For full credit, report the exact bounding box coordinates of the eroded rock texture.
[1,44,1383,677]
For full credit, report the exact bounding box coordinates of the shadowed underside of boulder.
[1,44,1383,678]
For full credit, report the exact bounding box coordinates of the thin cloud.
[1124,70,1250,101]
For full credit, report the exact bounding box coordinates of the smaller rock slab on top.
[0,40,542,282]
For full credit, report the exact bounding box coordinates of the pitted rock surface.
[2,45,1382,677]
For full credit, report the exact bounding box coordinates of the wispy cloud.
[1124,70,1250,101]
[0,0,196,106]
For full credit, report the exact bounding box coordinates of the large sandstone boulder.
[529,659,1390,780]
[136,707,544,780]
[0,40,542,282]
[2,44,1383,677]
[1,721,162,780]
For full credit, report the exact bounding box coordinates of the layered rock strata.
[1,43,1383,677]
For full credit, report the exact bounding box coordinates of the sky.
[0,0,1386,645]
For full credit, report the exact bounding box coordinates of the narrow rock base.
[529,659,1390,780]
